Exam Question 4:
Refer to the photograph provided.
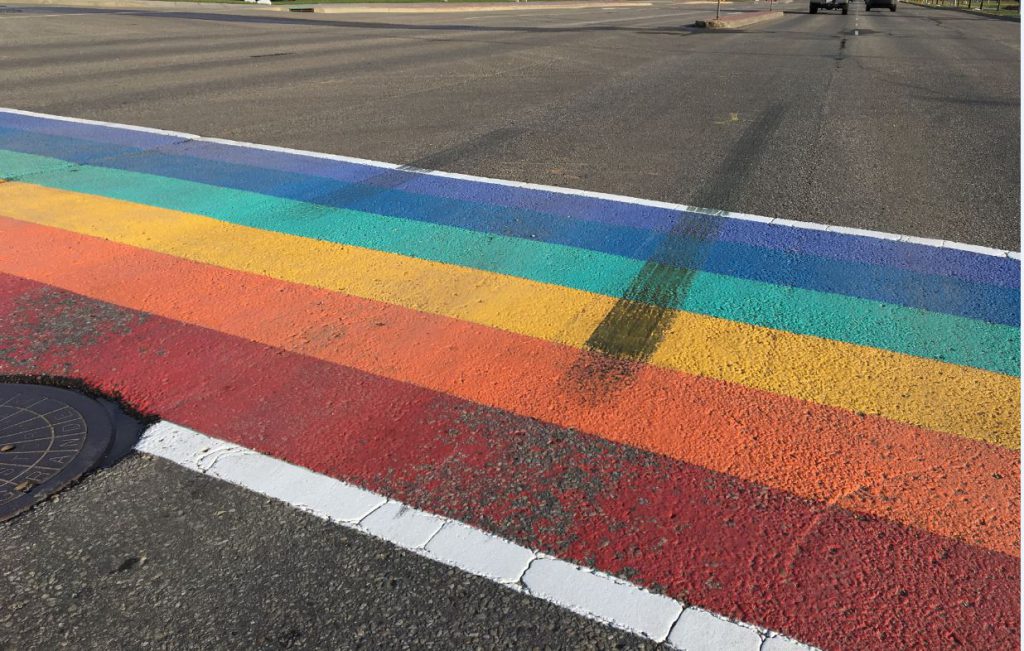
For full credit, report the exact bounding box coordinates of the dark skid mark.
[835,38,848,62]
[586,214,720,361]
[690,103,786,210]
[564,350,647,397]
[401,127,521,173]
[564,214,721,399]
[564,104,787,398]
[311,127,521,208]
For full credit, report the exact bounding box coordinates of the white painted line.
[667,607,763,650]
[357,500,445,550]
[1,107,1017,259]
[898,234,948,248]
[137,421,819,650]
[761,633,819,651]
[825,224,902,241]
[206,452,386,523]
[137,423,385,523]
[942,240,1013,257]
[771,217,830,231]
[520,556,682,641]
[424,520,535,584]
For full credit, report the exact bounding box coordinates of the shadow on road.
[33,5,715,34]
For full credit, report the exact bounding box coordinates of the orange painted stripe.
[1,215,1017,556]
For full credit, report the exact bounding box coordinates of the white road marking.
[522,557,682,641]
[137,421,820,650]
[668,607,764,650]
[3,107,1014,258]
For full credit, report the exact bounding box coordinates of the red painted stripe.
[0,273,1016,651]
[1,216,1016,557]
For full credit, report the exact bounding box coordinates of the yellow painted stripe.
[1,181,1018,448]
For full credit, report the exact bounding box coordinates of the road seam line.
[135,420,819,650]
[0,107,1015,259]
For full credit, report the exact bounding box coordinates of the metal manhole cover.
[0,383,125,521]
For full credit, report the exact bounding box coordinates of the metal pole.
[716,0,721,20]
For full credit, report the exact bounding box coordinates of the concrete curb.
[694,8,785,26]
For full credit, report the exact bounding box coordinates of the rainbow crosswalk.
[0,108,1018,650]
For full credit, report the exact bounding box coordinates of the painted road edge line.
[1,107,1016,260]
[136,421,819,651]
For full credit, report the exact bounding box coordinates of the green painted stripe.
[2,149,1018,376]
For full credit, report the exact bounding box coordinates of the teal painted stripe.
[2,149,1018,376]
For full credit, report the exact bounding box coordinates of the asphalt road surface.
[0,2,1019,650]
[2,454,656,650]
[0,0,1019,249]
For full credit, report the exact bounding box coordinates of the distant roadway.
[0,2,1019,649]
[1,0,1019,249]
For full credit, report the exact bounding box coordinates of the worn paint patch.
[0,273,1014,651]
[0,284,146,371]
[571,213,722,394]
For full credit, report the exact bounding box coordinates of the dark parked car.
[866,0,897,10]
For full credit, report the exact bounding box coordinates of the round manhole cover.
[0,383,117,521]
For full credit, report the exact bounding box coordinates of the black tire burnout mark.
[0,382,146,521]
[562,104,787,398]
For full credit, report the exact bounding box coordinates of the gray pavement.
[1,453,656,650]
[0,0,1019,248]
[0,2,1019,648]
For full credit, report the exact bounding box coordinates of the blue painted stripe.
[3,109,1018,290]
[1,110,1017,292]
[0,112,182,150]
[0,125,1018,326]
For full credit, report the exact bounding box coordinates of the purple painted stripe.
[1,109,1017,291]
